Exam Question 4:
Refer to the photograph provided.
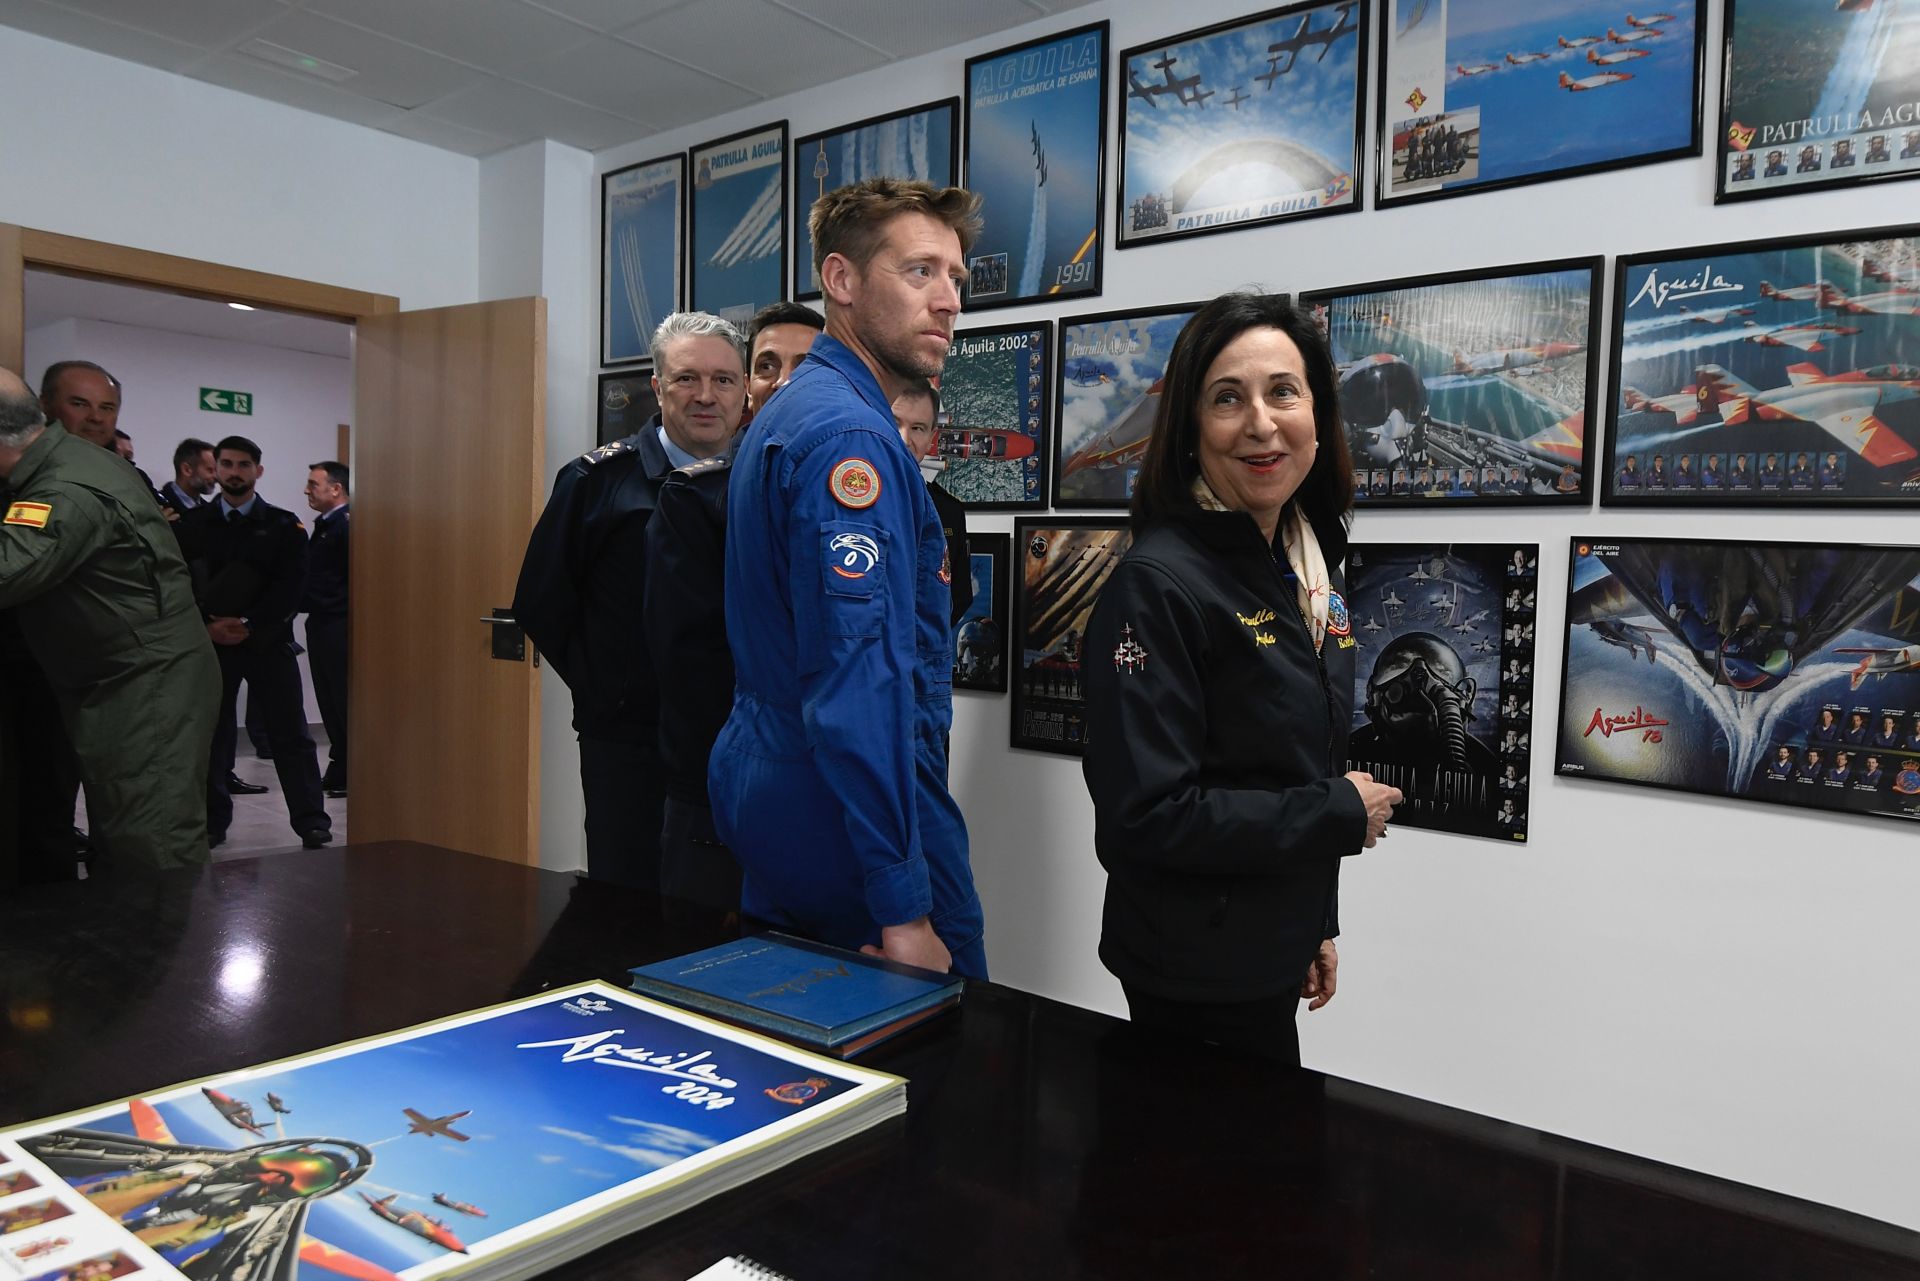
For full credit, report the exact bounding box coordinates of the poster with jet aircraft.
[1605,224,1920,506]
[689,121,789,329]
[1011,518,1134,754]
[931,320,1052,510]
[1304,259,1601,505]
[792,99,958,301]
[1556,536,1920,825]
[1052,301,1205,508]
[1376,0,1705,207]
[601,154,683,366]
[1116,1,1365,247]
[963,22,1108,311]
[1718,0,1920,204]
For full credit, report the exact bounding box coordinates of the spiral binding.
[688,1256,795,1281]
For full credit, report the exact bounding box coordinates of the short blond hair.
[808,177,982,276]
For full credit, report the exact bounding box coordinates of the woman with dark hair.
[1082,292,1401,1065]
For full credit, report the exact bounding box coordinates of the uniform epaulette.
[673,456,731,478]
[582,438,637,465]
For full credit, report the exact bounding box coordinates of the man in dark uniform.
[177,435,331,850]
[514,311,746,889]
[0,370,219,871]
[891,380,972,628]
[303,461,350,797]
[161,438,217,515]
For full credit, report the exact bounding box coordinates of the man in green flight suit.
[0,368,218,870]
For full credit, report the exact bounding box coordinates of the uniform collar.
[633,416,673,479]
[801,332,896,423]
[7,423,68,492]
[220,493,261,519]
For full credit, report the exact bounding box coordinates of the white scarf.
[1191,477,1331,653]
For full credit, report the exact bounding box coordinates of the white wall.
[598,0,1920,1232]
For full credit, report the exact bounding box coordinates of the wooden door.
[351,299,545,862]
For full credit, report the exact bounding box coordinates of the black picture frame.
[962,21,1109,311]
[601,153,684,367]
[1603,222,1920,508]
[1116,1,1366,249]
[1303,259,1602,506]
[1555,535,1920,826]
[1374,0,1706,209]
[793,98,961,302]
[688,121,789,329]
[1051,299,1206,510]
[1010,517,1134,755]
[953,532,1011,694]
[932,319,1054,511]
[1716,0,1920,204]
[597,368,658,447]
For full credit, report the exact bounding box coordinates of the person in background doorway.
[303,461,350,798]
[161,437,217,514]
[38,361,118,450]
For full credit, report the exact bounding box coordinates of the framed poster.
[793,99,960,301]
[963,22,1108,310]
[931,319,1053,510]
[1346,543,1539,842]
[954,532,1011,693]
[601,154,683,366]
[1375,0,1705,208]
[689,121,789,328]
[597,368,659,447]
[1304,258,1600,505]
[1011,518,1134,755]
[1556,536,1920,825]
[1718,0,1920,203]
[1117,1,1364,248]
[1052,301,1203,509]
[1604,224,1920,507]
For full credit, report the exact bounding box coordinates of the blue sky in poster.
[794,104,955,296]
[605,160,679,363]
[692,128,784,324]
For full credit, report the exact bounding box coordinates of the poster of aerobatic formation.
[1012,519,1133,754]
[1377,0,1704,206]
[1347,544,1539,842]
[601,155,683,366]
[1052,302,1202,509]
[1305,260,1600,505]
[1117,1,1364,247]
[963,23,1108,311]
[932,320,1052,510]
[1719,0,1920,203]
[1605,225,1920,506]
[1556,537,1920,824]
[953,533,1010,694]
[792,100,958,300]
[690,122,789,329]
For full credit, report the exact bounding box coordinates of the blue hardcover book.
[628,934,964,1058]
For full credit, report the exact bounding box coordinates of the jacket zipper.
[1266,539,1340,775]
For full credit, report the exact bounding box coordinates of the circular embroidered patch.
[829,458,881,509]
[1326,590,1352,637]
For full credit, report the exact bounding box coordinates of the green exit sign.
[200,387,253,415]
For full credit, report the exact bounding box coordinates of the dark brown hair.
[808,177,983,275]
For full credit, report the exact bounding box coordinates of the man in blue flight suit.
[711,177,987,977]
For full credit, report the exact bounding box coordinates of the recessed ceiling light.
[238,38,358,83]
[228,302,255,311]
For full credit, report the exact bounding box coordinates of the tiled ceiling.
[0,0,1096,157]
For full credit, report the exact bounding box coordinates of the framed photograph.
[1304,259,1601,505]
[954,532,1011,694]
[1011,518,1135,755]
[1346,543,1539,842]
[1604,224,1920,507]
[1555,536,1920,825]
[597,368,659,447]
[963,22,1109,310]
[689,121,789,328]
[1052,301,1204,509]
[1117,2,1364,248]
[1718,1,1920,203]
[601,154,683,366]
[932,319,1053,510]
[1375,0,1705,208]
[793,99,960,301]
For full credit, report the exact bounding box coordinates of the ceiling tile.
[519,0,689,35]
[192,53,409,131]
[422,77,648,151]
[380,110,516,158]
[773,0,1046,59]
[305,0,592,73]
[239,9,486,108]
[617,0,884,100]
[0,0,207,71]
[515,37,754,129]
[40,0,288,49]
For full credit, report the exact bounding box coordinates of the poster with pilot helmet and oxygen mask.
[1345,542,1539,841]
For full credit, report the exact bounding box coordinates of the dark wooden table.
[4,844,1918,1280]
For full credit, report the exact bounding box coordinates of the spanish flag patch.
[3,502,51,529]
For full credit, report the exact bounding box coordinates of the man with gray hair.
[513,311,746,888]
[0,367,219,871]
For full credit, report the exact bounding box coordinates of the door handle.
[482,609,531,663]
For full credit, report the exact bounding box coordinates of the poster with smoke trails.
[1117,2,1364,248]
[1719,0,1920,203]
[793,100,958,301]
[690,122,789,329]
[601,154,683,366]
[1052,302,1202,509]
[963,22,1108,312]
[1011,518,1132,754]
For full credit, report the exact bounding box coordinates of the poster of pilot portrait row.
[932,320,1053,510]
[1052,301,1204,509]
[1605,223,1920,506]
[1718,0,1920,203]
[1304,258,1600,505]
[1117,1,1364,248]
[600,154,683,367]
[792,99,959,301]
[1555,538,1920,826]
[1375,0,1704,208]
[1011,519,1133,754]
[689,122,789,330]
[963,23,1107,311]
[1347,543,1539,842]
[0,983,902,1281]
